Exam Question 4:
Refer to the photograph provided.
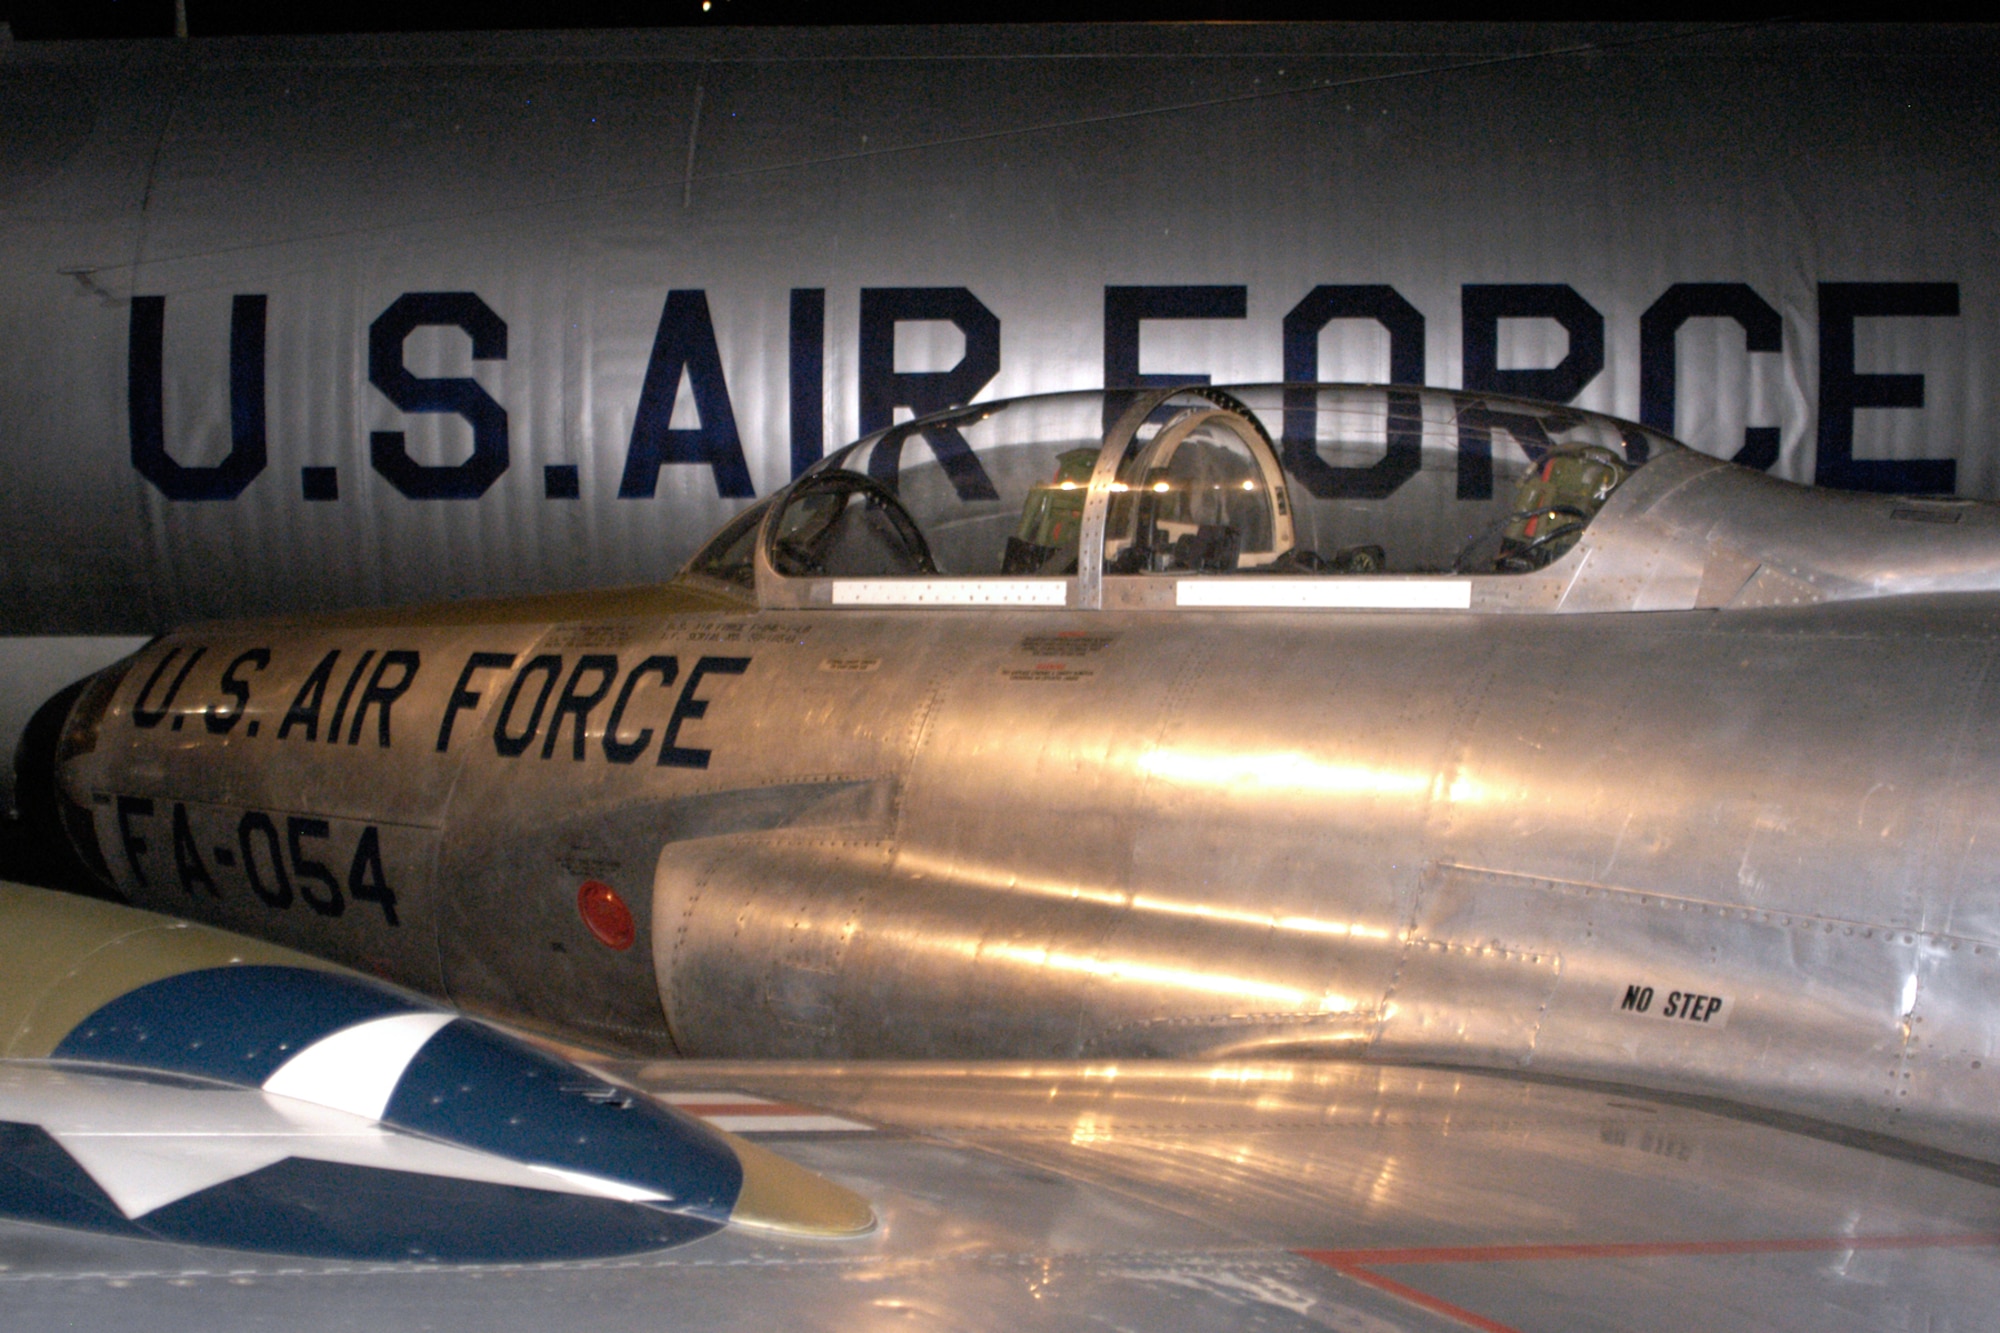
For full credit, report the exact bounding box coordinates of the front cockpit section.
[679,384,1678,612]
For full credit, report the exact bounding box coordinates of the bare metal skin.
[40,386,2000,1168]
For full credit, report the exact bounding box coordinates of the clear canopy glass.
[682,385,1676,600]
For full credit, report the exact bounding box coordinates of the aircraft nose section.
[13,663,130,894]
[381,1016,742,1221]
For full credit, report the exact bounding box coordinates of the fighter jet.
[15,382,2000,1328]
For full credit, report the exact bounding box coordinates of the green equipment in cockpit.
[1002,447,1097,575]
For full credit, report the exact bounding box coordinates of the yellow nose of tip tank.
[725,1131,876,1237]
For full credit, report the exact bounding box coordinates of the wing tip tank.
[0,882,874,1258]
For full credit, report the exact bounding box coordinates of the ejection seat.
[1101,406,1297,575]
[1002,447,1096,576]
[1491,444,1631,572]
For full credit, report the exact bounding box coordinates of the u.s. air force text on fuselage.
[106,640,757,927]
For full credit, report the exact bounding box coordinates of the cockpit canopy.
[684,384,1675,605]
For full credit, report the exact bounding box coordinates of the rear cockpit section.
[675,384,1695,612]
[1103,405,1294,574]
[1490,445,1632,573]
[1272,388,1655,578]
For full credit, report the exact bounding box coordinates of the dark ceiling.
[1,0,1823,41]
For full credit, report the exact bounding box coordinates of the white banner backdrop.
[0,21,1991,629]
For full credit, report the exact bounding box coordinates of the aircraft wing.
[9,1052,2000,1331]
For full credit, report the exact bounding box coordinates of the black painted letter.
[541,654,619,760]
[369,292,510,500]
[791,288,826,480]
[129,295,268,501]
[619,291,754,499]
[205,648,270,735]
[1282,286,1425,499]
[658,655,748,769]
[1461,285,1604,404]
[602,655,678,765]
[1639,283,1782,470]
[116,795,154,888]
[1102,285,1245,430]
[859,287,1001,500]
[493,655,563,758]
[348,650,420,747]
[1458,285,1605,499]
[1815,282,1959,493]
[436,652,515,753]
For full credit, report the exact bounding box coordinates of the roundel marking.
[51,965,430,1085]
[260,1010,457,1121]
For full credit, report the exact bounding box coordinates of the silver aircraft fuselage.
[36,386,2000,1168]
